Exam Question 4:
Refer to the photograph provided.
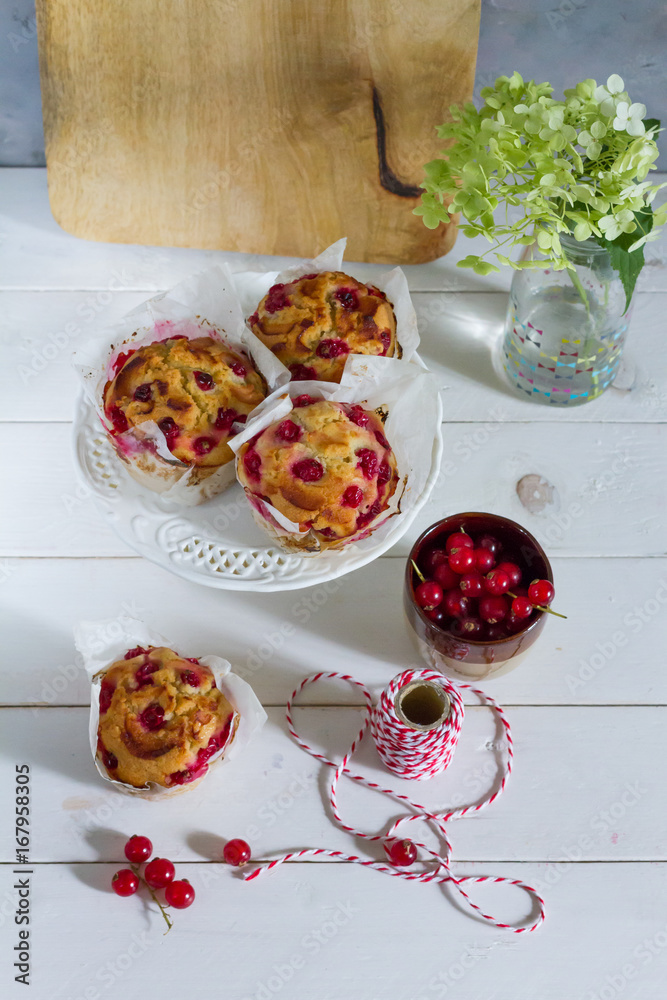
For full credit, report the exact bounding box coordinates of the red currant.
[460,616,484,639]
[484,569,511,595]
[459,572,484,597]
[448,548,475,574]
[124,835,153,864]
[112,869,139,897]
[485,624,507,642]
[479,595,509,624]
[528,579,555,606]
[478,534,501,555]
[422,548,448,575]
[433,562,460,590]
[512,596,533,619]
[144,858,175,889]
[165,879,195,909]
[473,547,496,572]
[415,580,443,611]
[443,590,471,618]
[384,839,417,867]
[446,531,474,553]
[426,607,444,624]
[223,839,252,867]
[505,613,527,634]
[496,561,522,587]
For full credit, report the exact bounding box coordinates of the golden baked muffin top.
[103,336,266,467]
[96,646,238,788]
[248,271,398,383]
[236,396,398,547]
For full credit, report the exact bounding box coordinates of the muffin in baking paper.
[248,270,399,383]
[235,395,399,551]
[103,333,266,491]
[73,265,286,506]
[236,238,421,389]
[229,355,440,554]
[77,617,266,800]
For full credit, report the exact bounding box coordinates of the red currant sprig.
[111,835,198,933]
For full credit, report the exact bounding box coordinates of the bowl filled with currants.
[404,512,561,680]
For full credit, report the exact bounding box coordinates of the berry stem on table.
[130,864,173,933]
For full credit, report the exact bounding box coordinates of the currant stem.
[130,864,173,934]
[411,559,425,583]
[507,592,568,619]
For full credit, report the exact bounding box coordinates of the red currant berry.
[478,534,501,555]
[473,547,496,572]
[485,624,508,642]
[443,590,471,618]
[484,569,511,596]
[496,561,522,587]
[124,835,153,864]
[422,548,449,575]
[194,370,214,390]
[528,579,555,606]
[505,613,527,634]
[512,596,533,619]
[112,869,139,897]
[165,879,195,909]
[479,595,509,624]
[433,562,460,590]
[415,580,443,611]
[384,839,417,867]
[144,858,176,889]
[223,839,252,867]
[426,607,444,624]
[460,616,484,639]
[446,532,474,553]
[459,572,484,597]
[448,548,475,574]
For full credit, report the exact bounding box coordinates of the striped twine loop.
[244,668,545,934]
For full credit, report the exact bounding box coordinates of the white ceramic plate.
[72,391,442,593]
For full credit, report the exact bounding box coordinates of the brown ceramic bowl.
[404,512,553,680]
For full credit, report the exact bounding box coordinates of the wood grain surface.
[36,0,480,262]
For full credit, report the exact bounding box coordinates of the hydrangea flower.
[415,71,666,310]
[612,101,647,136]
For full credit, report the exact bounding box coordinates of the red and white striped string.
[244,668,545,934]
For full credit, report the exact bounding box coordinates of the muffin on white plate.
[235,394,399,551]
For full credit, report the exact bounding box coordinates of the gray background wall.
[1,0,665,166]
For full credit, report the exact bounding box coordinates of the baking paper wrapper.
[229,356,440,554]
[76,616,267,800]
[232,238,421,376]
[72,265,288,506]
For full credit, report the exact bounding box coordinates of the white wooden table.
[1,168,666,1000]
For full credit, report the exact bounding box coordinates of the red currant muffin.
[248,272,398,383]
[96,646,239,790]
[236,396,399,550]
[103,335,266,483]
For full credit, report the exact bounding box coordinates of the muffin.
[236,395,399,550]
[96,646,239,789]
[248,271,399,383]
[103,335,266,489]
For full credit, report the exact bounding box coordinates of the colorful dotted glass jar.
[501,234,632,406]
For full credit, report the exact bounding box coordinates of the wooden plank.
[1,861,666,1000]
[1,169,666,291]
[2,289,667,423]
[2,422,664,558]
[2,557,666,708]
[36,0,479,262]
[0,706,665,863]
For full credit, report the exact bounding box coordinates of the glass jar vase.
[500,234,632,406]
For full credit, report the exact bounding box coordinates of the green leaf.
[596,206,654,312]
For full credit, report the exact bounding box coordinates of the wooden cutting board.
[36,0,479,263]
